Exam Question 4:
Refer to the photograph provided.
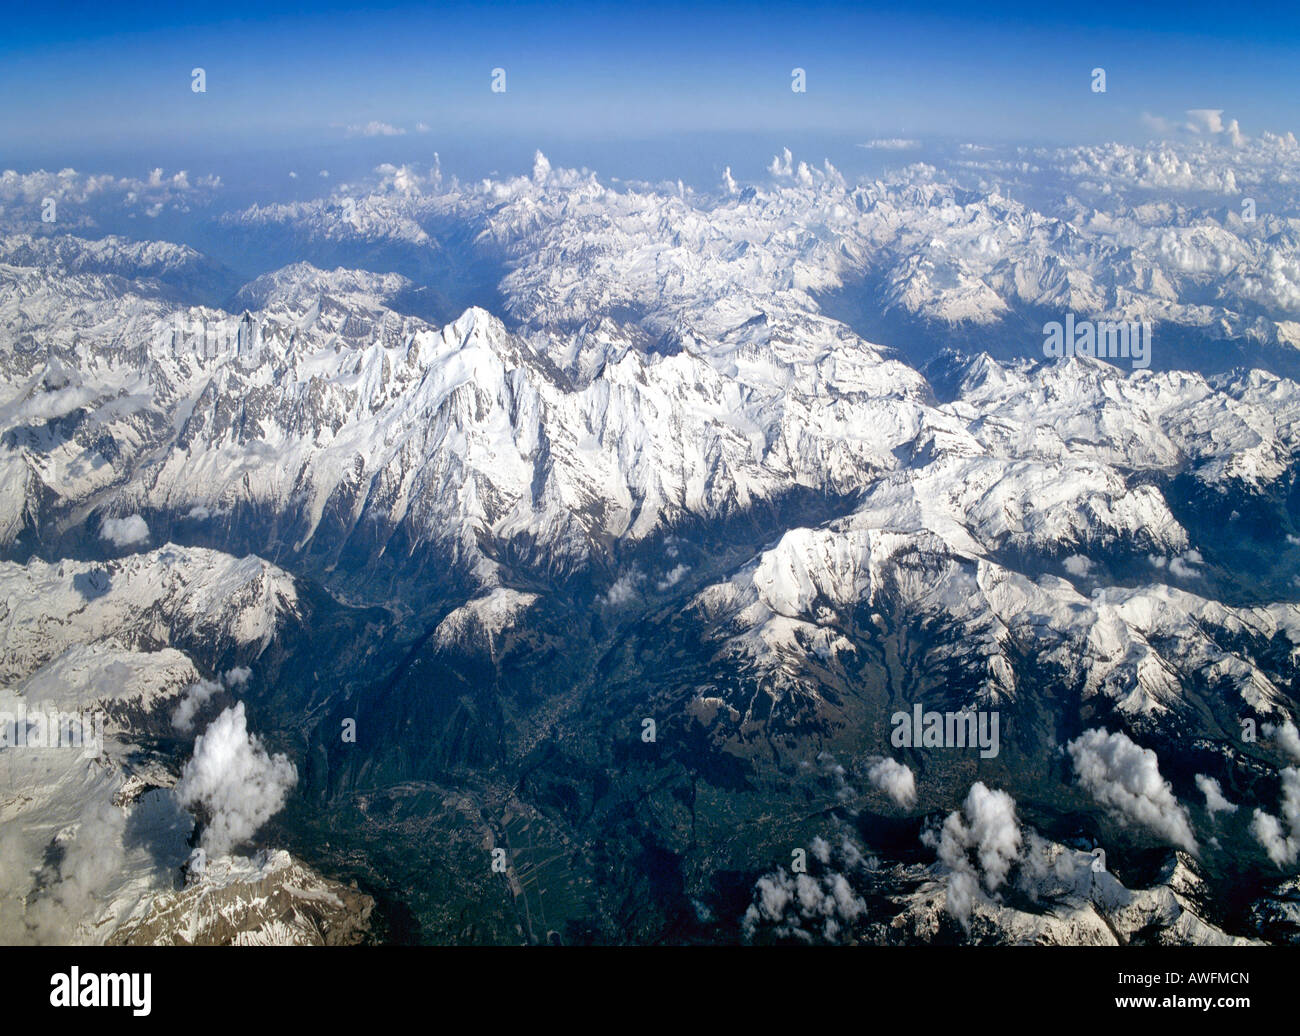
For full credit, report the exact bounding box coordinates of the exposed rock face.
[110,851,373,946]
[883,847,1262,947]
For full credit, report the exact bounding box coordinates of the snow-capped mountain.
[109,850,373,946]
[5,134,1300,944]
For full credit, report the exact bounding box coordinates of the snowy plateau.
[4,133,1300,944]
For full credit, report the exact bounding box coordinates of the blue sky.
[2,1,1297,170]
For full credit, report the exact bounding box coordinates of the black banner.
[1,945,1289,1023]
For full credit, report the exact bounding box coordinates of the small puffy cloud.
[1181,109,1244,144]
[599,570,645,607]
[15,384,95,423]
[813,751,857,804]
[1063,554,1093,577]
[99,514,150,548]
[741,834,873,943]
[741,870,864,943]
[768,148,794,178]
[175,702,297,857]
[1185,109,1225,135]
[860,138,921,151]
[0,167,219,233]
[1195,774,1238,816]
[656,564,690,591]
[925,782,1021,929]
[1140,111,1244,147]
[1067,728,1197,852]
[1263,718,1300,765]
[171,677,222,734]
[865,757,916,807]
[1141,112,1176,136]
[532,150,552,183]
[1169,549,1203,579]
[766,148,843,189]
[1151,550,1203,579]
[224,666,252,688]
[347,121,406,138]
[1250,767,1300,868]
[375,163,432,196]
[1060,141,1239,193]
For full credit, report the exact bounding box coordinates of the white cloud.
[1263,718,1300,765]
[1195,774,1238,817]
[860,138,921,151]
[1151,549,1203,579]
[23,801,126,943]
[656,564,690,591]
[740,835,871,943]
[1067,728,1197,852]
[925,782,1021,929]
[175,702,297,856]
[347,121,406,138]
[1250,767,1300,867]
[1141,112,1176,136]
[1063,554,1093,577]
[599,570,645,606]
[15,384,95,422]
[865,757,916,807]
[171,677,221,734]
[99,514,150,548]
[1169,549,1203,579]
[1060,141,1240,193]
[1185,109,1225,135]
[0,168,219,228]
[1140,111,1245,147]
